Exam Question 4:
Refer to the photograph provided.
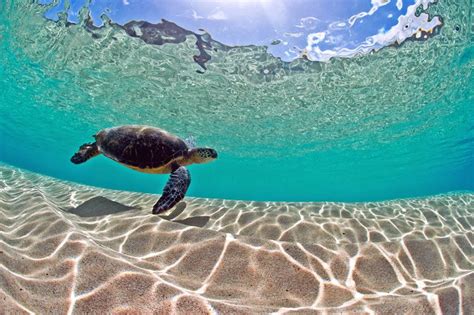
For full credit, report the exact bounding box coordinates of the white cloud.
[329,21,347,30]
[325,34,344,44]
[123,0,129,5]
[295,16,320,30]
[192,10,204,20]
[207,9,227,21]
[397,0,403,10]
[348,0,391,26]
[283,32,303,38]
[306,32,326,49]
[302,0,440,62]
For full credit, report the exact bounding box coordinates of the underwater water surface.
[0,0,473,202]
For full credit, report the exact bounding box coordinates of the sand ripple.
[0,164,473,314]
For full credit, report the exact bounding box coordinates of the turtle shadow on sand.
[64,196,210,228]
[65,196,137,217]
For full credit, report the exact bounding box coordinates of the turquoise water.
[0,0,473,202]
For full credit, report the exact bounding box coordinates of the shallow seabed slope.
[0,164,473,314]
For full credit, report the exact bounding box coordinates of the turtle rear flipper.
[71,142,100,164]
[153,165,191,215]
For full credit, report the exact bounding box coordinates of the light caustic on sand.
[0,165,473,314]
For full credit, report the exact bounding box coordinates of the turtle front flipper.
[71,142,100,164]
[152,165,191,215]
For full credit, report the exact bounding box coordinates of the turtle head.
[188,147,218,164]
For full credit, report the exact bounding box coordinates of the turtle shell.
[95,125,189,170]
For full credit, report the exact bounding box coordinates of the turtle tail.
[71,142,100,164]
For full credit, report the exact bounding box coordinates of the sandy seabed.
[0,164,472,314]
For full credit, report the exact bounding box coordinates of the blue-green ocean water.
[0,1,473,202]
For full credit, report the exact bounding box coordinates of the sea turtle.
[70,125,218,214]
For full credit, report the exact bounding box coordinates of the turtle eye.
[200,148,217,159]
